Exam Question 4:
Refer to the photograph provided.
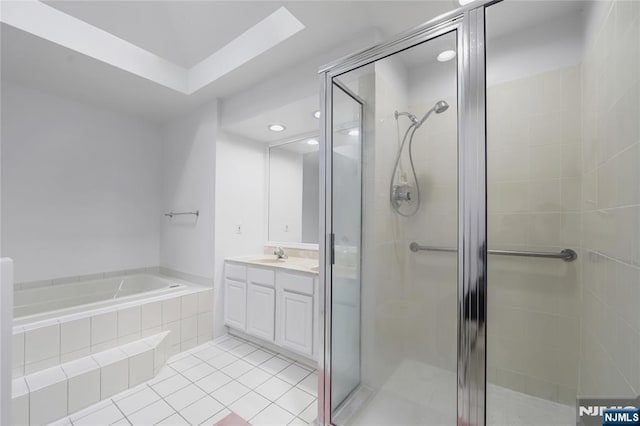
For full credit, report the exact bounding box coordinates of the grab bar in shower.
[164,210,199,218]
[409,242,577,262]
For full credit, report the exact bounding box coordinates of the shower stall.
[319,0,640,425]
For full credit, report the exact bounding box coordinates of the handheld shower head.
[434,100,449,114]
[415,100,449,128]
[390,100,449,217]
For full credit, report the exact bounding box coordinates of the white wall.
[160,101,217,281]
[268,149,302,243]
[213,131,267,337]
[1,83,162,283]
[301,151,319,244]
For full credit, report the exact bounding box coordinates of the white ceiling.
[43,1,285,69]
[1,1,457,122]
[1,0,588,128]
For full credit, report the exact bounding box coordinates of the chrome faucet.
[274,246,288,259]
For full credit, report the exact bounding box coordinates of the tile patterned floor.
[49,335,318,426]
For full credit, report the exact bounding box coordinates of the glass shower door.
[330,82,363,412]
[327,29,460,425]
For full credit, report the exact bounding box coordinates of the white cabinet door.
[224,278,246,331]
[278,290,313,356]
[247,283,275,341]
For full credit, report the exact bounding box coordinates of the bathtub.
[14,274,188,323]
[12,273,214,377]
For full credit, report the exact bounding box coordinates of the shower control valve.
[391,183,413,207]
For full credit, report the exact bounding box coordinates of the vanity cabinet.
[223,261,318,360]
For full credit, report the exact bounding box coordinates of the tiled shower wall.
[362,50,585,404]
[578,0,640,398]
[486,64,582,404]
[405,61,583,403]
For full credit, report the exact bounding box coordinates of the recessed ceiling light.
[268,124,286,132]
[348,128,359,136]
[458,0,477,5]
[437,50,456,62]
[313,111,321,119]
[307,139,319,145]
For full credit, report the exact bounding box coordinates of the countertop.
[226,255,319,275]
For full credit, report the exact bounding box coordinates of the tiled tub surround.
[12,274,214,377]
[11,272,214,425]
[12,332,169,425]
[49,335,318,426]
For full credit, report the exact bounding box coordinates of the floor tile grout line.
[112,384,162,419]
[296,398,319,423]
[294,385,318,399]
[272,399,317,422]
[69,395,120,424]
[199,407,230,426]
[111,399,132,425]
[192,370,236,394]
[163,385,209,412]
[247,400,283,423]
[164,360,243,422]
[146,380,191,425]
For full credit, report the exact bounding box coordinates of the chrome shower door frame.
[319,3,492,426]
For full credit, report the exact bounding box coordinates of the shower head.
[434,100,449,114]
[415,100,449,128]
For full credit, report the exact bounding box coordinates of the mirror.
[268,136,319,244]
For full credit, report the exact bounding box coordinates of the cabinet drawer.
[225,262,246,281]
[248,267,275,287]
[277,271,314,295]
